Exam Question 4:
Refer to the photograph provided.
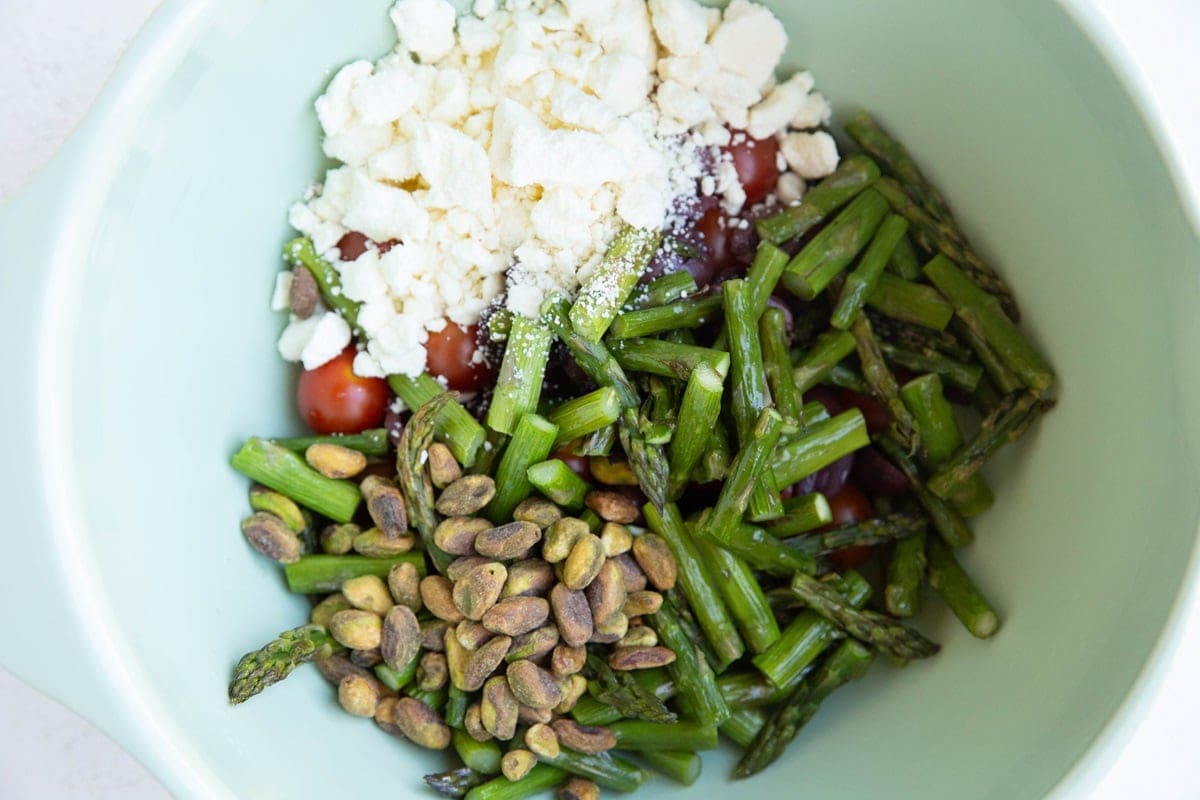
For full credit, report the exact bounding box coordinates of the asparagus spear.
[636,270,698,308]
[610,720,718,752]
[374,655,419,692]
[784,512,928,556]
[569,226,664,342]
[228,624,341,704]
[547,388,621,447]
[887,233,922,280]
[426,768,488,799]
[790,571,940,660]
[464,764,566,800]
[398,394,456,574]
[927,390,1050,500]
[759,493,833,537]
[713,241,792,350]
[757,154,882,244]
[792,330,856,395]
[486,413,559,522]
[718,671,787,709]
[231,437,361,523]
[823,362,872,395]
[705,409,785,546]
[865,272,955,331]
[526,458,589,510]
[667,363,725,500]
[880,341,982,392]
[734,640,875,778]
[454,728,503,775]
[272,429,390,458]
[831,213,909,330]
[633,750,701,785]
[486,315,554,435]
[585,653,677,723]
[609,294,722,339]
[716,521,817,576]
[872,432,973,548]
[644,502,745,668]
[900,373,993,516]
[923,255,1052,392]
[873,177,1020,319]
[609,338,730,382]
[284,554,425,593]
[752,571,871,691]
[926,534,1001,638]
[648,595,732,727]
[388,372,487,468]
[535,749,646,793]
[283,237,362,329]
[720,707,767,748]
[850,314,919,452]
[867,311,972,361]
[885,530,927,618]
[694,534,782,654]
[761,307,801,423]
[770,409,869,488]
[781,188,890,300]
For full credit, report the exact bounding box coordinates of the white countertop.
[1,0,1197,797]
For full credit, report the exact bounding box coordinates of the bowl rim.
[3,0,1199,797]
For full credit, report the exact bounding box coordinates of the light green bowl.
[1,0,1198,797]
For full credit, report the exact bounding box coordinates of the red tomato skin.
[426,323,491,392]
[552,448,592,482]
[823,486,874,571]
[693,207,733,286]
[297,347,391,435]
[836,389,890,434]
[723,131,781,205]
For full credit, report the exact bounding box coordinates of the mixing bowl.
[2,0,1198,797]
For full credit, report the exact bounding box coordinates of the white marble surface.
[0,0,1197,798]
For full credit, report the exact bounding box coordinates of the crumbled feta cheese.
[776,172,806,204]
[389,0,458,63]
[271,271,293,311]
[791,91,832,130]
[648,0,718,56]
[747,72,816,139]
[709,0,787,88]
[780,130,840,180]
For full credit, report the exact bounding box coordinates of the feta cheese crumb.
[780,131,841,180]
[709,0,787,88]
[389,0,458,63]
[271,271,293,311]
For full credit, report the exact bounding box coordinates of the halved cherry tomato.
[427,323,492,392]
[723,131,781,205]
[836,389,890,434]
[693,207,733,287]
[552,447,592,482]
[823,485,874,571]
[297,346,391,435]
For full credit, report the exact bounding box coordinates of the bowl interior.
[47,0,1200,797]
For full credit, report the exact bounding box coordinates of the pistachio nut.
[505,624,560,662]
[500,559,556,599]
[420,618,451,652]
[288,263,319,318]
[455,620,495,651]
[427,442,462,489]
[550,644,587,677]
[241,512,302,564]
[474,521,542,560]
[502,749,537,782]
[420,575,465,623]
[506,660,565,710]
[446,555,491,582]
[558,777,600,800]
[380,605,421,672]
[342,574,393,616]
[387,562,423,611]
[590,611,628,644]
[549,583,594,648]
[463,634,512,691]
[587,456,639,486]
[524,722,560,760]
[310,593,352,629]
[338,674,379,717]
[585,559,627,626]
[417,651,449,692]
[481,596,551,637]
[513,497,563,528]
[435,517,493,557]
[599,522,633,557]
[610,552,648,593]
[543,517,590,563]
[562,534,605,590]
[394,697,452,750]
[464,701,492,742]
[622,590,663,617]
[436,474,497,516]
[631,533,678,591]
[249,485,306,533]
[480,675,519,740]
[360,475,408,539]
[328,609,383,651]
[584,490,639,524]
[551,719,616,754]
[452,562,507,621]
[353,527,415,557]
[616,625,658,649]
[607,645,677,671]
[305,442,367,479]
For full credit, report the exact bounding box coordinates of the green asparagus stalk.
[781,188,890,300]
[526,459,589,510]
[374,654,419,692]
[900,374,993,516]
[692,422,733,484]
[880,341,982,392]
[926,534,1001,638]
[485,413,559,522]
[644,502,745,669]
[231,437,361,523]
[770,409,869,488]
[464,764,566,800]
[632,750,701,786]
[228,624,342,704]
[873,177,1020,319]
[705,409,785,546]
[720,707,767,748]
[586,653,677,723]
[396,394,456,573]
[823,362,872,395]
[718,521,817,576]
[734,640,875,778]
[547,388,621,447]
[924,255,1053,394]
[609,294,722,339]
[865,272,953,331]
[752,571,871,691]
[872,433,973,548]
[790,572,940,660]
[694,535,782,654]
[427,768,488,799]
[485,315,554,436]
[724,279,772,443]
[535,749,646,793]
[792,331,856,395]
[868,311,972,361]
[850,314,919,452]
[760,493,833,537]
[388,373,487,468]
[637,270,698,308]
[610,720,718,752]
[649,595,732,727]
[714,242,792,350]
[927,390,1049,500]
[668,363,725,500]
[784,512,928,556]
[570,226,664,342]
[609,338,730,382]
[887,234,922,280]
[884,512,927,618]
[575,424,617,458]
[454,728,503,775]
[761,307,801,423]
[272,429,390,458]
[757,154,882,244]
[283,237,361,329]
[284,554,425,593]
[831,214,909,330]
[405,684,448,713]
[718,672,787,709]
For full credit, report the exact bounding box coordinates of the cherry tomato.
[836,389,890,434]
[426,323,492,392]
[297,346,391,435]
[723,131,781,205]
[692,207,733,287]
[552,447,592,482]
[824,485,874,571]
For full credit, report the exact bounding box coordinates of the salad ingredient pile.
[229,0,1057,797]
[279,0,836,380]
